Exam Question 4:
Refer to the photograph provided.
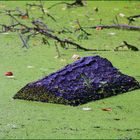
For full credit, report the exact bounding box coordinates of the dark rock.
[13,55,140,106]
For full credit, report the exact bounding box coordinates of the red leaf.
[4,72,13,76]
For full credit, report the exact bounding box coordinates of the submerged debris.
[13,55,140,106]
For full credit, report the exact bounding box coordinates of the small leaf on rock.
[72,54,81,61]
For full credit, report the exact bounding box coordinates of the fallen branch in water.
[83,24,140,31]
[127,14,140,24]
[0,8,110,52]
[34,27,93,51]
[75,19,91,35]
[0,23,20,33]
[2,8,29,19]
[5,10,32,30]
[128,14,140,19]
[47,0,84,10]
[26,0,56,22]
[47,2,71,10]
[67,0,85,7]
[18,32,29,48]
[33,21,110,51]
[114,41,139,51]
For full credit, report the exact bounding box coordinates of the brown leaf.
[101,108,112,111]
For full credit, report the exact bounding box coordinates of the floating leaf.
[101,108,112,111]
[5,72,13,76]
[71,54,81,61]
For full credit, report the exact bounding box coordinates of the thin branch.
[32,19,54,33]
[127,14,140,24]
[114,41,139,51]
[0,8,110,51]
[6,10,30,29]
[25,32,40,44]
[42,37,50,46]
[26,1,56,22]
[47,0,84,10]
[5,11,33,33]
[47,2,71,10]
[0,23,19,33]
[39,0,56,22]
[75,19,91,36]
[18,32,29,48]
[33,25,109,51]
[128,14,140,19]
[67,0,84,7]
[4,8,29,18]
[55,41,61,58]
[15,7,29,17]
[58,27,73,34]
[83,24,140,31]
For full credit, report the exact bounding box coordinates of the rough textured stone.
[13,55,140,106]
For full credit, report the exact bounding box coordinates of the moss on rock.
[13,55,140,106]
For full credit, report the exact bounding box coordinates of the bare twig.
[67,0,84,7]
[42,37,50,45]
[127,14,140,24]
[4,8,29,18]
[18,32,29,48]
[32,19,54,33]
[55,41,61,58]
[75,19,91,35]
[47,2,71,10]
[114,41,139,51]
[47,0,84,10]
[40,0,56,22]
[5,10,33,33]
[6,10,30,29]
[26,32,39,43]
[0,7,110,52]
[15,7,29,17]
[33,25,109,51]
[0,23,19,33]
[26,1,56,22]
[83,24,140,31]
